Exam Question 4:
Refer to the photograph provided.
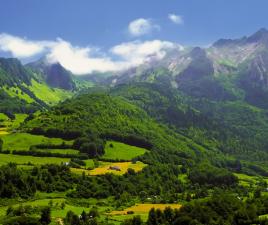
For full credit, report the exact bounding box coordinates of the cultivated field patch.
[1,133,73,151]
[71,161,147,176]
[102,141,148,161]
[0,128,8,135]
[110,203,182,215]
[0,153,70,166]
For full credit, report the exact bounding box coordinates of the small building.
[109,166,121,171]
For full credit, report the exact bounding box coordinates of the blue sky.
[0,0,268,74]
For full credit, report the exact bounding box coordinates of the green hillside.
[23,93,218,164]
[0,57,93,117]
[111,82,268,167]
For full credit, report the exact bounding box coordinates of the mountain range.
[2,28,268,169]
[2,28,268,107]
[3,28,268,224]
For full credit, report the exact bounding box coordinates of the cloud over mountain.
[0,33,181,74]
[0,33,50,58]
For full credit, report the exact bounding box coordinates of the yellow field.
[110,203,182,215]
[71,161,147,176]
[0,128,8,135]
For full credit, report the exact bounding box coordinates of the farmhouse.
[109,166,121,171]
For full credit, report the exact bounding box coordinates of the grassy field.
[110,203,182,215]
[108,203,182,223]
[1,133,73,151]
[10,114,28,129]
[0,196,169,225]
[102,141,148,161]
[0,198,78,224]
[0,113,8,121]
[0,154,70,166]
[0,128,8,135]
[233,173,267,187]
[0,113,28,131]
[71,161,147,176]
[35,148,79,155]
[83,159,95,169]
[3,86,34,103]
[0,197,113,224]
[28,79,73,105]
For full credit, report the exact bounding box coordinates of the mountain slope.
[111,82,268,166]
[26,59,76,90]
[23,92,227,164]
[0,57,93,115]
[85,29,268,108]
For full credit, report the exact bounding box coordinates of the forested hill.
[0,57,92,117]
[23,85,268,176]
[111,82,268,163]
[23,92,222,165]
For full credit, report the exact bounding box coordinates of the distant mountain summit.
[3,28,268,112]
[213,28,268,47]
[247,28,268,43]
[27,58,75,90]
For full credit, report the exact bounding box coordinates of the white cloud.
[47,39,119,74]
[0,33,183,75]
[168,14,183,25]
[0,33,51,58]
[128,18,160,37]
[111,40,179,66]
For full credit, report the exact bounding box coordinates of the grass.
[178,174,188,183]
[1,133,73,151]
[3,86,34,103]
[0,113,28,131]
[28,79,73,105]
[51,203,90,218]
[102,141,148,161]
[110,203,181,214]
[233,173,261,187]
[108,203,182,224]
[0,113,8,121]
[17,165,35,170]
[108,213,148,224]
[71,161,147,176]
[0,128,8,135]
[0,197,112,224]
[83,159,95,169]
[0,153,70,166]
[10,114,28,129]
[35,148,79,155]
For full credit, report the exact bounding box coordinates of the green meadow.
[28,79,73,105]
[233,172,266,187]
[0,113,8,121]
[35,148,79,155]
[0,113,28,130]
[3,86,34,103]
[102,141,148,161]
[1,133,73,151]
[0,153,69,166]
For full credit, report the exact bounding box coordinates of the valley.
[2,28,268,224]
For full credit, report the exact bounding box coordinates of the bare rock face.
[27,59,76,90]
[247,52,268,89]
[238,51,268,108]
